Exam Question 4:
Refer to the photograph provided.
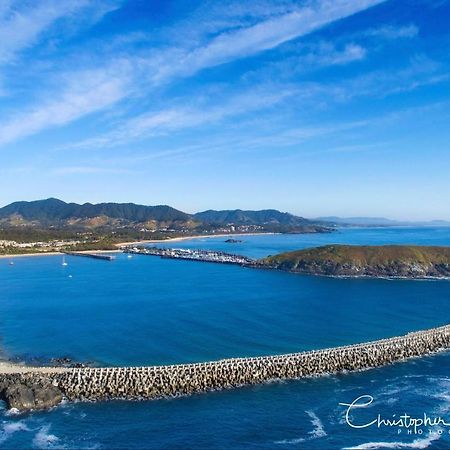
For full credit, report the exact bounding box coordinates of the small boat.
[62,255,68,266]
[127,254,133,259]
[9,261,14,265]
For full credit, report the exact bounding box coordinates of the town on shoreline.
[0,198,335,258]
[0,232,275,258]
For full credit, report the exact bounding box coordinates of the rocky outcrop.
[260,245,450,278]
[0,373,63,410]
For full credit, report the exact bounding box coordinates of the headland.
[260,245,450,279]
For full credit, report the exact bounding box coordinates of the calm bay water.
[1,227,450,449]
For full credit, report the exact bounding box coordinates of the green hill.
[0,198,190,224]
[194,209,310,226]
[260,245,450,278]
[193,209,330,233]
[0,199,332,234]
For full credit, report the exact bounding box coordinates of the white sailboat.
[62,255,68,266]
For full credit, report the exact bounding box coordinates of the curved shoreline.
[0,233,276,259]
[115,232,277,247]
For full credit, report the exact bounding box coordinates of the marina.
[123,246,255,265]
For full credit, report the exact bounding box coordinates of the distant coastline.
[0,232,276,258]
[115,232,277,246]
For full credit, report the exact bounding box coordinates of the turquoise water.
[1,227,450,449]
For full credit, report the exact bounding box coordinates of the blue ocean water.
[1,227,450,449]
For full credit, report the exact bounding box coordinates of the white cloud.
[365,24,419,39]
[64,53,449,152]
[0,1,86,63]
[0,0,122,64]
[69,88,297,149]
[328,56,448,101]
[151,0,386,83]
[0,0,387,148]
[294,42,366,69]
[0,65,130,146]
[52,166,133,175]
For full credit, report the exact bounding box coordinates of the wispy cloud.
[124,101,450,164]
[150,0,386,82]
[50,100,450,173]
[70,52,449,151]
[0,0,387,148]
[62,52,450,153]
[68,87,297,149]
[308,42,366,65]
[0,64,130,146]
[328,56,449,101]
[0,0,120,64]
[364,24,419,39]
[279,41,367,74]
[51,165,134,175]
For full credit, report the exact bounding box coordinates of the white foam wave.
[275,437,305,444]
[305,410,327,439]
[274,410,326,444]
[5,407,21,416]
[343,430,441,450]
[32,425,61,449]
[0,421,30,444]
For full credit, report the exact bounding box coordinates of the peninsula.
[123,244,450,279]
[260,245,450,278]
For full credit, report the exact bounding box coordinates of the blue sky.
[1,0,450,219]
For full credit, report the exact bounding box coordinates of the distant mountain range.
[193,209,311,226]
[317,216,450,227]
[0,198,190,224]
[0,198,329,233]
[1,200,447,231]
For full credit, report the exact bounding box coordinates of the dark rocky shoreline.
[0,373,63,411]
[260,245,450,279]
[0,356,93,411]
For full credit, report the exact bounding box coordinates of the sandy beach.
[0,251,62,259]
[0,249,121,259]
[116,232,276,247]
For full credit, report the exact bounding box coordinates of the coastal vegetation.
[260,245,450,278]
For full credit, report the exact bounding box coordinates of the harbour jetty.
[2,324,450,411]
[123,246,254,265]
[122,244,450,279]
[63,251,115,261]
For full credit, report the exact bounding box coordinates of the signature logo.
[339,395,450,435]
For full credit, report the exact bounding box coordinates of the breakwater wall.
[64,251,115,261]
[51,325,450,402]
